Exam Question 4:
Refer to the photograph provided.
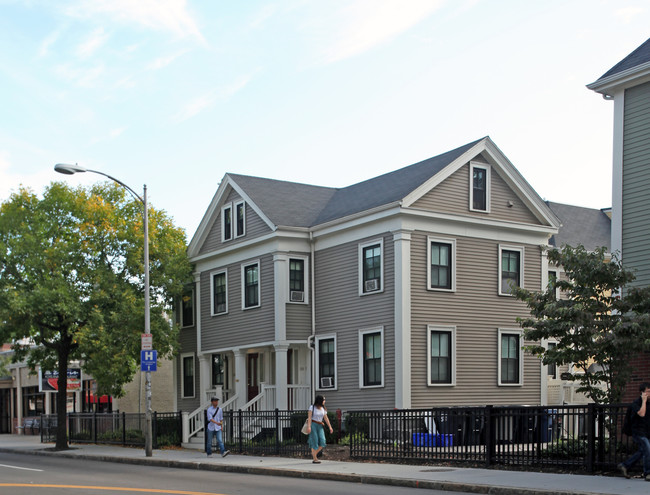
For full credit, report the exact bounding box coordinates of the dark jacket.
[629,397,650,437]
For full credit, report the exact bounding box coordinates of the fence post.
[275,409,280,455]
[204,409,209,453]
[178,411,183,447]
[586,403,596,472]
[122,412,126,446]
[40,414,43,443]
[238,410,243,454]
[93,411,97,444]
[68,413,72,444]
[153,411,158,450]
[336,409,342,444]
[484,405,494,467]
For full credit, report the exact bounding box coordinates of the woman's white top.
[309,405,325,423]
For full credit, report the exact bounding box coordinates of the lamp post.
[54,163,153,457]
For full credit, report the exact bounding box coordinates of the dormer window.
[235,201,245,238]
[470,162,490,212]
[222,204,233,242]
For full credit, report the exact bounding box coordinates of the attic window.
[222,204,233,242]
[469,162,490,213]
[235,201,245,238]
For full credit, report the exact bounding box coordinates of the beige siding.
[200,254,275,350]
[199,188,272,255]
[410,230,543,408]
[314,233,395,410]
[286,303,311,340]
[412,163,542,225]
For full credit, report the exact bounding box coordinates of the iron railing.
[347,404,637,472]
[40,411,182,448]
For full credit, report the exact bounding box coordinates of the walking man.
[619,382,650,479]
[206,397,229,458]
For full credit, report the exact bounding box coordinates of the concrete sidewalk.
[0,434,645,495]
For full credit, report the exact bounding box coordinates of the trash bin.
[464,410,485,445]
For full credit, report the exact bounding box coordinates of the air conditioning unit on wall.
[364,279,379,292]
[320,377,334,388]
[290,290,304,302]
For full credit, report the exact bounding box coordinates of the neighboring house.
[544,202,611,405]
[177,136,563,426]
[588,36,650,402]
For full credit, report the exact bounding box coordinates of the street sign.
[141,350,157,372]
[141,333,153,350]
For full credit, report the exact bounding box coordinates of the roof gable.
[546,201,611,251]
[588,37,650,94]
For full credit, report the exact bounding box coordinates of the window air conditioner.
[364,279,379,292]
[290,290,304,302]
[320,377,334,388]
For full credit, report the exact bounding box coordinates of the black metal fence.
[214,409,311,457]
[41,412,182,448]
[347,404,637,472]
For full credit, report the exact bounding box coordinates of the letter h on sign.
[141,350,158,372]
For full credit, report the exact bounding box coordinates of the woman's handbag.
[301,420,309,435]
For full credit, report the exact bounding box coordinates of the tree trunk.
[55,347,70,450]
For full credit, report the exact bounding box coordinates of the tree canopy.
[513,245,650,404]
[0,182,192,448]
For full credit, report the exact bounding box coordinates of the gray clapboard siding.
[623,81,650,288]
[200,254,275,351]
[410,230,542,407]
[177,327,201,411]
[286,303,311,340]
[199,188,273,255]
[314,233,395,410]
[412,163,542,225]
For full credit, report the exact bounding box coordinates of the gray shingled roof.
[230,138,484,228]
[546,201,610,251]
[596,37,650,81]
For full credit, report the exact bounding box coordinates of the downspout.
[308,231,316,403]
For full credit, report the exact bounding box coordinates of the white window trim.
[288,255,309,305]
[358,326,384,389]
[241,260,261,310]
[427,236,457,292]
[498,328,524,387]
[469,161,491,213]
[315,334,337,391]
[498,245,525,296]
[545,339,559,381]
[234,200,246,238]
[180,353,195,398]
[427,325,456,387]
[221,203,233,242]
[544,266,563,300]
[358,238,384,296]
[210,269,228,316]
[180,288,195,328]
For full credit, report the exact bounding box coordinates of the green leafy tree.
[513,245,650,404]
[0,182,192,449]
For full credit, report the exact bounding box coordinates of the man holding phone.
[206,397,229,458]
[619,383,650,479]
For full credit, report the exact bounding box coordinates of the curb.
[0,447,602,495]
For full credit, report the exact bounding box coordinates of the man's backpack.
[622,404,634,436]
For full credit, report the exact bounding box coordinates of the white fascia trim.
[358,326,385,389]
[180,352,196,398]
[587,63,650,95]
[180,287,195,328]
[358,238,385,296]
[469,161,491,213]
[611,90,624,258]
[427,236,457,292]
[498,244,525,296]
[497,328,524,387]
[227,179,277,232]
[288,254,310,305]
[241,260,261,310]
[312,203,402,237]
[402,138,489,207]
[315,334,337,391]
[427,325,456,387]
[209,269,228,316]
[234,200,246,238]
[202,340,308,355]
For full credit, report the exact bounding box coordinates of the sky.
[1,0,649,239]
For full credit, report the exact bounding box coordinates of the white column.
[198,354,212,404]
[393,230,412,409]
[540,248,549,406]
[274,344,289,411]
[15,368,23,434]
[611,89,624,261]
[44,392,52,415]
[273,254,288,342]
[194,270,202,358]
[233,349,246,409]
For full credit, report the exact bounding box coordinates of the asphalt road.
[0,452,472,495]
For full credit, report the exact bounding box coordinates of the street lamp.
[54,163,154,457]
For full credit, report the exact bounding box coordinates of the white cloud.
[77,27,110,59]
[67,0,204,42]
[0,152,53,202]
[90,127,127,145]
[615,7,645,23]
[321,0,445,64]
[146,50,187,70]
[39,28,63,57]
[56,63,106,88]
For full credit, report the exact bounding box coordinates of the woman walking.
[306,395,333,463]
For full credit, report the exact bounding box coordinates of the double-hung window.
[547,342,557,379]
[222,204,233,242]
[181,353,195,398]
[428,238,455,291]
[289,258,307,303]
[498,329,523,386]
[359,328,383,388]
[359,239,383,294]
[428,326,455,385]
[242,261,260,309]
[180,287,194,328]
[499,246,524,295]
[211,270,227,315]
[235,201,245,238]
[212,353,227,387]
[547,270,558,300]
[469,162,490,212]
[316,336,336,389]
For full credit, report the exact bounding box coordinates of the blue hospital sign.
[141,350,158,372]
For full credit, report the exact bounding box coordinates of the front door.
[247,353,259,401]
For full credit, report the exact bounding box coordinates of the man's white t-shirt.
[309,405,325,423]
